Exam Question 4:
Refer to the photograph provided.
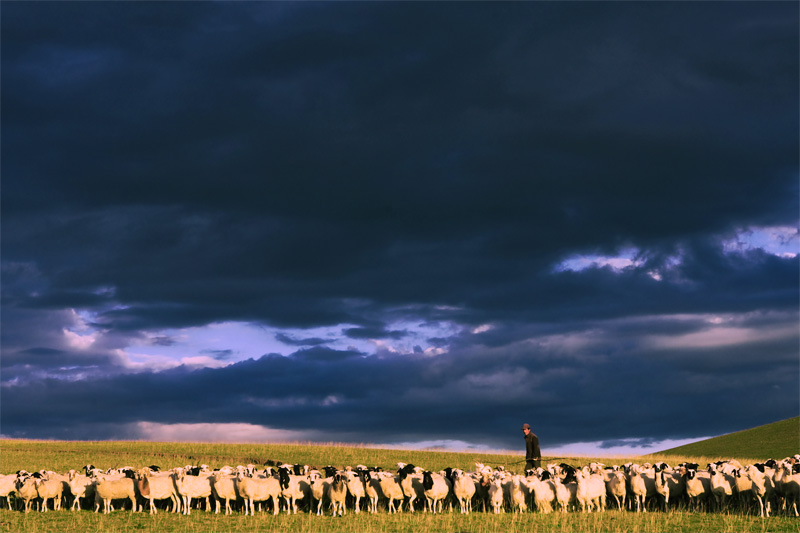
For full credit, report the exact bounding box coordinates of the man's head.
[522,423,531,434]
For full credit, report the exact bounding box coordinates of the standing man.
[522,423,541,470]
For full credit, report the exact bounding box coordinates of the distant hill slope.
[656,416,799,460]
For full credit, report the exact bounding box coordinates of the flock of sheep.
[2,455,799,517]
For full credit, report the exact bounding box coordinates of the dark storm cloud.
[201,349,235,361]
[344,326,406,341]
[2,2,798,449]
[150,336,177,347]
[274,333,330,348]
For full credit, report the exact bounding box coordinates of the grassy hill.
[655,416,799,460]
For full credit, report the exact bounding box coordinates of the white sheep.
[66,470,95,511]
[744,465,770,517]
[309,476,331,515]
[733,468,755,511]
[0,474,17,510]
[778,462,799,516]
[235,471,281,516]
[211,472,239,515]
[422,471,451,514]
[137,469,180,514]
[94,475,138,514]
[605,470,627,510]
[328,473,348,516]
[345,470,367,514]
[278,466,310,514]
[175,470,214,515]
[364,470,384,514]
[452,469,476,514]
[35,477,64,512]
[399,471,425,513]
[378,474,405,514]
[684,469,710,512]
[575,470,605,512]
[551,475,574,512]
[505,475,527,513]
[15,476,39,513]
[709,465,735,512]
[628,465,648,512]
[653,469,670,511]
[525,475,566,514]
[488,477,504,514]
[758,465,778,515]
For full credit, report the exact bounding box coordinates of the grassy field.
[2,504,796,533]
[657,416,799,460]
[1,424,798,532]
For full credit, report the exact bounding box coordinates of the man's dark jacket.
[525,432,541,461]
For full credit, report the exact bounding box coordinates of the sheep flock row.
[2,456,799,517]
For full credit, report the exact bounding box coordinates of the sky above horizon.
[2,2,798,458]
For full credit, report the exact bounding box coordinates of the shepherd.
[522,423,541,470]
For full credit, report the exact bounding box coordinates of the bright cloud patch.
[546,436,712,457]
[132,422,315,443]
[62,308,99,349]
[646,322,797,350]
[114,349,232,371]
[555,248,644,273]
[723,225,799,258]
[471,324,494,334]
[380,439,512,453]
[130,322,291,364]
[127,318,461,368]
[63,328,97,350]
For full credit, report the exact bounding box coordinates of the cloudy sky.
[2,2,798,457]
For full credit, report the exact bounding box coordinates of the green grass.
[0,440,531,475]
[2,503,798,533]
[655,416,800,460]
[1,507,798,533]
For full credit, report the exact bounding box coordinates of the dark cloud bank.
[2,2,798,452]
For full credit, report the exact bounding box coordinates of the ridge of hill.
[655,416,799,460]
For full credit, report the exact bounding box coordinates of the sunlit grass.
[656,416,799,460]
[1,507,798,533]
